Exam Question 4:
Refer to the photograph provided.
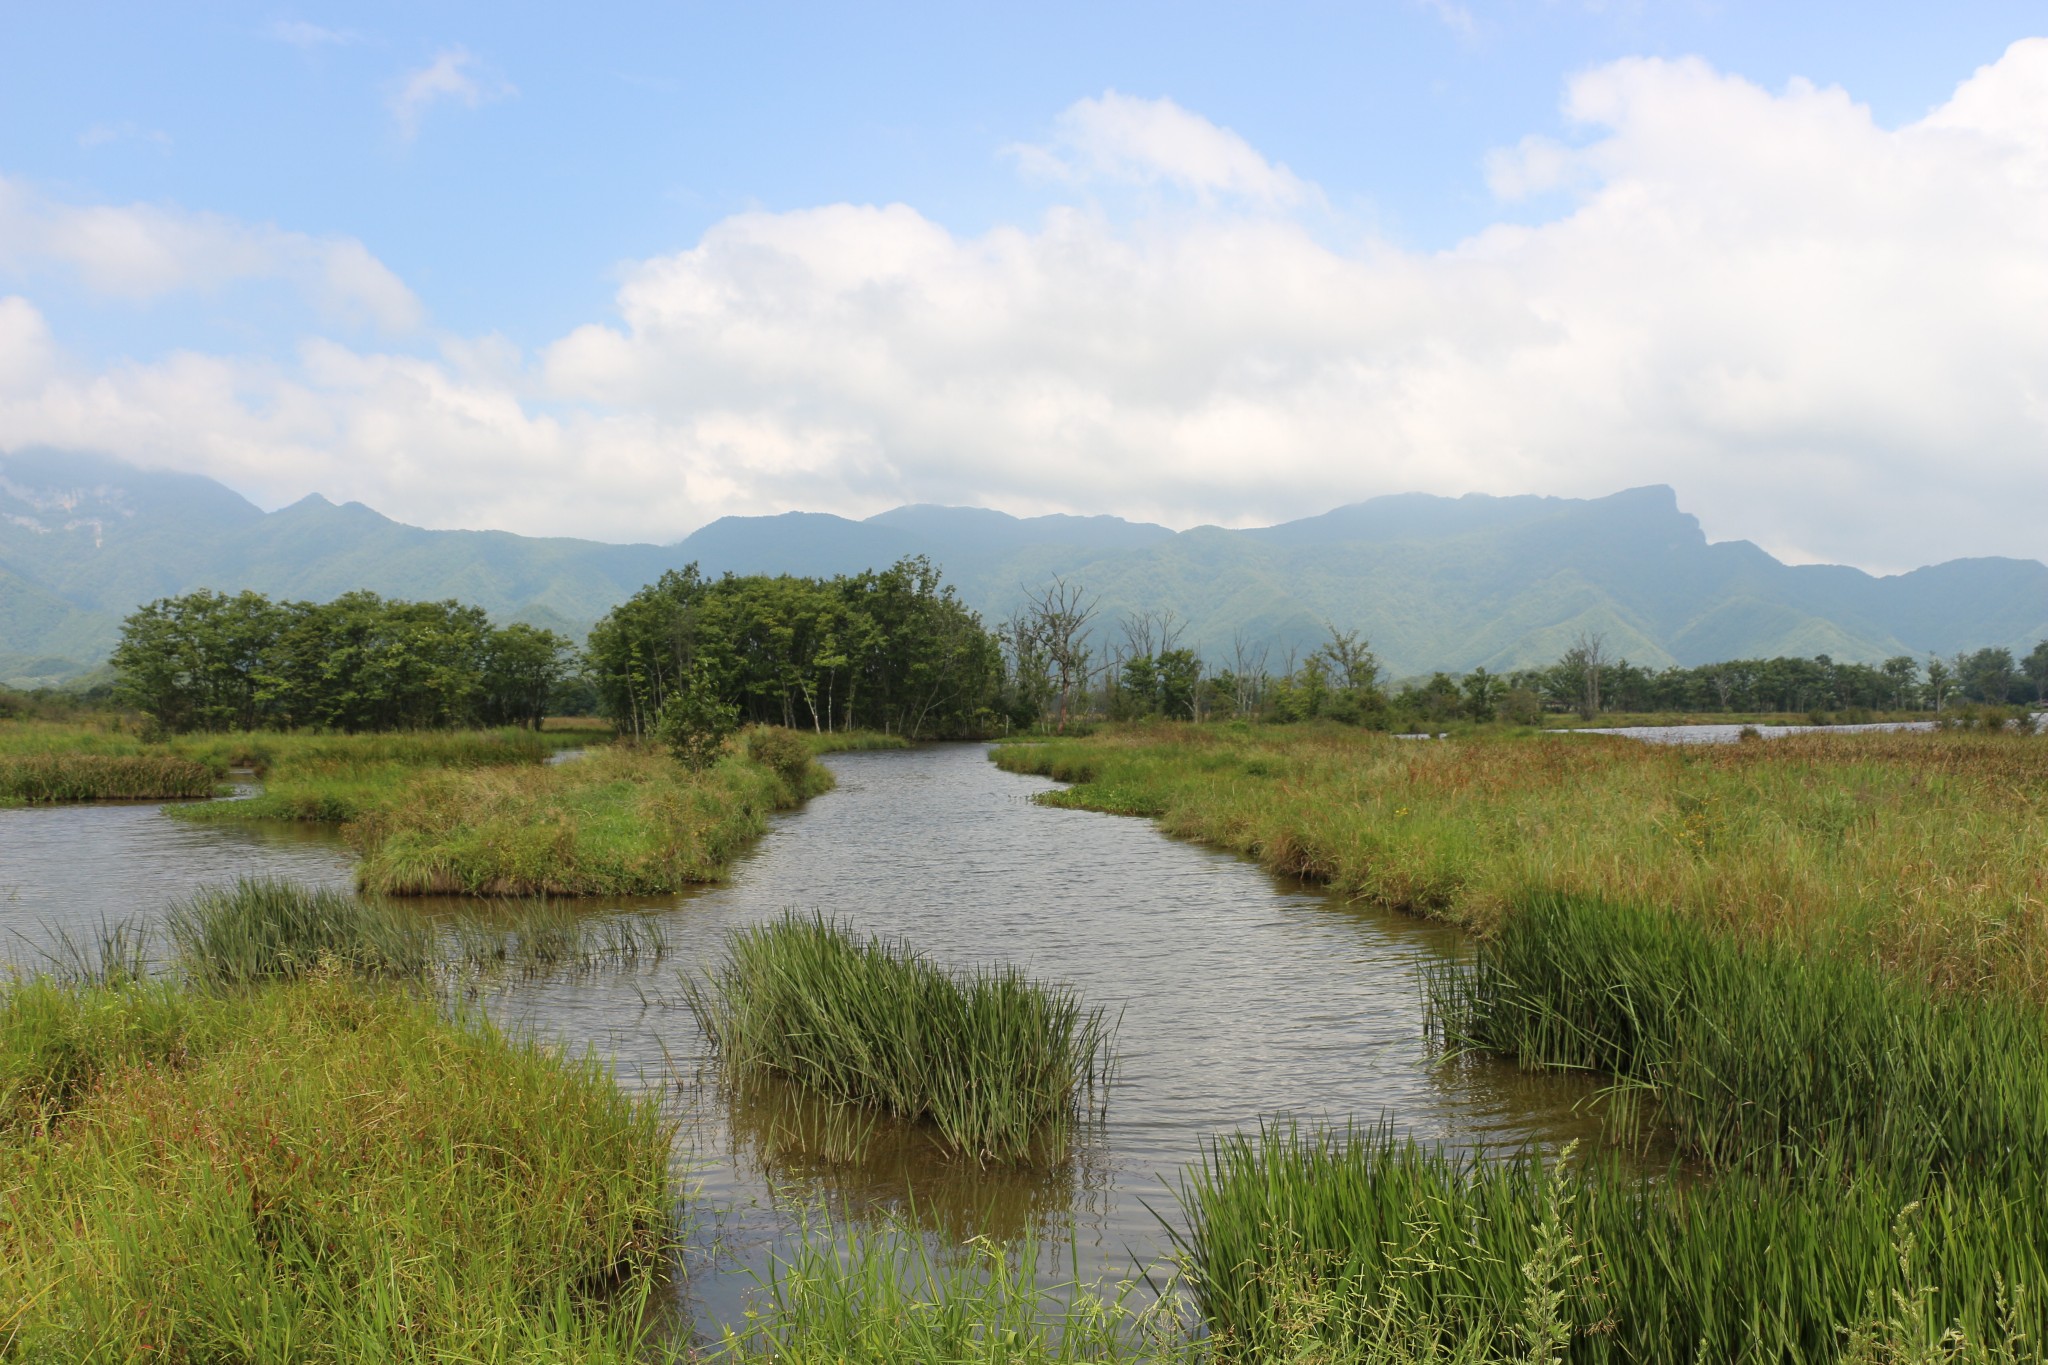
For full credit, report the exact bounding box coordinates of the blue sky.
[3,3,2046,570]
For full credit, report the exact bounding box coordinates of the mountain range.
[3,447,2044,690]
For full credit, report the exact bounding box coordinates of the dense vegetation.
[992,723,2048,1360]
[350,738,832,896]
[110,588,575,733]
[687,914,1115,1164]
[0,882,674,1362]
[586,556,1013,739]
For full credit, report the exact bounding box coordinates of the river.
[0,744,1609,1328]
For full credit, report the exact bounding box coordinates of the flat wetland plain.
[6,717,2048,1360]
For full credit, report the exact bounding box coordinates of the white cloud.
[390,47,514,141]
[1010,91,1317,209]
[78,122,172,152]
[7,49,2048,571]
[269,20,358,48]
[0,295,55,391]
[1416,0,1477,38]
[0,176,421,331]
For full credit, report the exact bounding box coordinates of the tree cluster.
[585,557,1010,740]
[111,589,574,734]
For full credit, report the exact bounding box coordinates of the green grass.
[1429,894,2048,1184]
[712,1207,1185,1363]
[169,728,574,825]
[1180,1124,2040,1364]
[0,752,220,804]
[685,914,1115,1164]
[351,743,829,896]
[164,877,433,990]
[802,729,914,754]
[0,972,675,1362]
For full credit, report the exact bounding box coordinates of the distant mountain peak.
[2,451,2042,691]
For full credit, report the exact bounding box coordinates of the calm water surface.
[0,745,1609,1325]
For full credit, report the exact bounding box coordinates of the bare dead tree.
[1021,577,1101,733]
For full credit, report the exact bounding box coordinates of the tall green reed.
[1180,1123,2043,1363]
[165,877,431,988]
[0,752,218,803]
[713,1204,1185,1363]
[1428,894,2048,1183]
[686,913,1116,1164]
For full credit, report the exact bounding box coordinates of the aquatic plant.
[686,913,1115,1164]
[714,1204,1185,1363]
[0,752,218,803]
[1429,893,2048,1184]
[1180,1123,2043,1364]
[444,899,673,977]
[165,877,431,988]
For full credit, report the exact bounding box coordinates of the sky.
[2,2,2046,573]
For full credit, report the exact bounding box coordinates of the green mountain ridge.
[3,448,2043,689]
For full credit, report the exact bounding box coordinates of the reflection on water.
[0,786,356,966]
[696,1073,1111,1251]
[2,743,1620,1325]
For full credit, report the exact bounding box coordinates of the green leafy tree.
[111,589,284,734]
[656,666,741,771]
[2025,640,2048,706]
[479,624,575,729]
[1461,667,1503,722]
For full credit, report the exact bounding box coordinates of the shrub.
[744,724,816,789]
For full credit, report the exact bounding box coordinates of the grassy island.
[0,882,675,1362]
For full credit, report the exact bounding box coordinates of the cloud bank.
[4,42,2048,571]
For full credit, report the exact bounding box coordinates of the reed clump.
[1430,894,2048,1183]
[0,751,219,803]
[165,876,431,988]
[0,971,675,1361]
[686,914,1115,1164]
[1180,1124,2043,1364]
[445,900,673,977]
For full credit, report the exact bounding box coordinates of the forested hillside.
[5,448,2044,688]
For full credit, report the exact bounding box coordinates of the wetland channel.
[1,743,1613,1329]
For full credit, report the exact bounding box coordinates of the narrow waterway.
[0,745,1611,1327]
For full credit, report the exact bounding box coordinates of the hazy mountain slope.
[2,448,2043,687]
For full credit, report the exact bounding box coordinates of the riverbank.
[989,722,2048,1357]
[994,722,2048,998]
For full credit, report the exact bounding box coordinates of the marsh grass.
[0,752,219,803]
[686,914,1115,1164]
[167,727,572,825]
[0,972,675,1362]
[165,877,432,989]
[445,900,673,977]
[1180,1124,2044,1364]
[714,1206,1186,1364]
[1428,894,2048,1183]
[994,725,2048,998]
[353,744,827,896]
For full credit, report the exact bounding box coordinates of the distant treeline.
[109,590,573,733]
[93,567,2048,736]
